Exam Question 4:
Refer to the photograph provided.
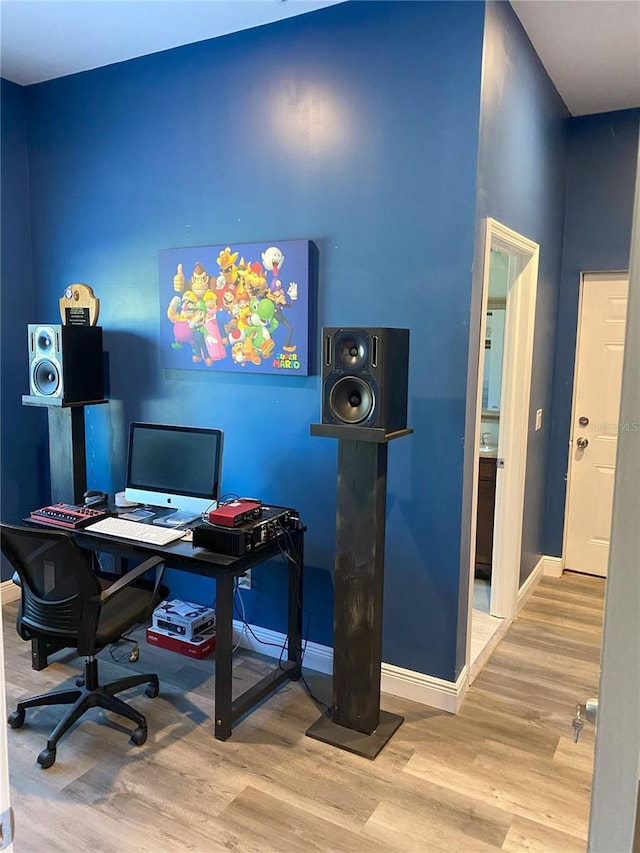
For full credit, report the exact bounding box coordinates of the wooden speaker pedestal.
[22,395,108,671]
[306,424,412,759]
[22,396,107,505]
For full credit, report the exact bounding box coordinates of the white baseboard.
[233,619,334,675]
[541,555,564,578]
[232,620,464,714]
[516,554,564,612]
[381,662,467,714]
[0,579,20,604]
[517,555,545,613]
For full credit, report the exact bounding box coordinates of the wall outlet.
[237,570,251,590]
[535,408,543,431]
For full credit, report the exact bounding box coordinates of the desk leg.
[214,573,234,740]
[288,529,304,675]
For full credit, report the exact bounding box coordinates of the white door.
[564,272,629,577]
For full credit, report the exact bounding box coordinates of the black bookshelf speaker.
[321,327,409,432]
[28,324,104,403]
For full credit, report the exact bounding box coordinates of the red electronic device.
[208,500,262,528]
[29,502,109,529]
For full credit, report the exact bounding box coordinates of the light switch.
[535,408,543,431]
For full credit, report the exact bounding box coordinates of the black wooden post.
[47,405,88,505]
[332,438,387,733]
[22,397,108,506]
[306,424,412,759]
[23,397,108,670]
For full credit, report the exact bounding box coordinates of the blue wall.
[544,109,640,555]
[7,1,486,680]
[0,80,45,581]
[5,1,634,681]
[470,1,570,596]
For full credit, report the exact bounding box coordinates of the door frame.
[468,218,539,631]
[562,270,629,575]
[0,595,14,851]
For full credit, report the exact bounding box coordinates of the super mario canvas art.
[159,240,313,375]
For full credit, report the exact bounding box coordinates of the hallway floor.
[3,571,604,852]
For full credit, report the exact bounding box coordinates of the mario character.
[167,289,197,349]
[203,290,226,361]
[190,262,211,300]
[262,245,297,352]
[261,246,284,279]
[215,247,239,309]
[225,318,244,350]
[231,341,246,366]
[243,262,268,299]
[188,300,212,365]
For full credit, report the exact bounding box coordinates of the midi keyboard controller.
[30,503,109,529]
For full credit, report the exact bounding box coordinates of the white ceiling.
[510,0,640,116]
[1,0,639,116]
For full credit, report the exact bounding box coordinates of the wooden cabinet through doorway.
[475,456,497,580]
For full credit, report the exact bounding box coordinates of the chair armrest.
[99,556,165,603]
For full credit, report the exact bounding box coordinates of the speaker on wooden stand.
[321,327,409,433]
[28,324,104,404]
[307,327,412,759]
[24,323,107,506]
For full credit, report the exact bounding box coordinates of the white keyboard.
[84,516,185,546]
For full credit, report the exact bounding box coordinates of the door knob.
[576,436,589,449]
[572,698,598,743]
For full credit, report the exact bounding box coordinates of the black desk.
[28,518,304,741]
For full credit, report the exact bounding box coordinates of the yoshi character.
[243,298,279,365]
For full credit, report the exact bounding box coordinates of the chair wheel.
[76,677,85,687]
[8,710,25,729]
[130,727,147,746]
[145,682,159,699]
[37,747,56,769]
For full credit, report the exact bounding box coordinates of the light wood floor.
[3,571,604,852]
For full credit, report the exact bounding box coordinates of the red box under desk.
[145,627,216,659]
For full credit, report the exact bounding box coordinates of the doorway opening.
[468,218,540,676]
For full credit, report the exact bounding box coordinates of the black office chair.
[1,522,167,768]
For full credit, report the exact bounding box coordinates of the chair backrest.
[0,523,102,648]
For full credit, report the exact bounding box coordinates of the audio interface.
[208,500,262,528]
[193,506,298,557]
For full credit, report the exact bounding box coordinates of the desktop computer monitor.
[125,422,223,514]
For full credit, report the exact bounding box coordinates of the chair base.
[8,656,159,768]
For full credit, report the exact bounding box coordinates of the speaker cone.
[36,328,55,356]
[334,330,367,371]
[32,359,61,396]
[328,375,374,424]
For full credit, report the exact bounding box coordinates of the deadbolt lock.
[579,416,589,427]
